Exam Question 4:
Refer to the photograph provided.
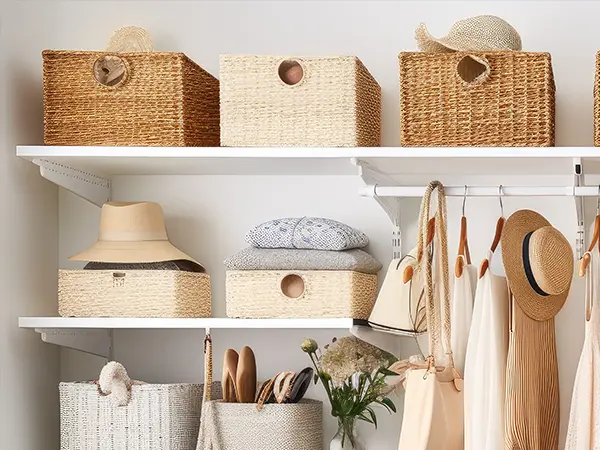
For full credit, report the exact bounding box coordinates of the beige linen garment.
[565,248,600,449]
[504,295,560,450]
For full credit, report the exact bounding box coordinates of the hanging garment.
[463,250,509,450]
[565,248,600,449]
[504,294,560,450]
[450,254,477,375]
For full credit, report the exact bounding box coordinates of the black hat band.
[522,231,549,297]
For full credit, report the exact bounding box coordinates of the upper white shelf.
[17,146,600,177]
[18,316,357,330]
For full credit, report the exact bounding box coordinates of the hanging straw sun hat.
[415,15,523,52]
[501,210,573,321]
[69,201,204,269]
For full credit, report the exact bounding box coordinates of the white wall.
[1,1,60,449]
[10,0,600,448]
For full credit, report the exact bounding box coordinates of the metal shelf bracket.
[33,158,110,207]
[35,328,113,359]
[574,157,585,259]
[352,158,403,258]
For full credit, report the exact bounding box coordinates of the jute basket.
[226,270,377,319]
[220,55,381,147]
[399,52,555,146]
[43,29,219,146]
[60,378,222,449]
[197,335,323,450]
[58,269,211,317]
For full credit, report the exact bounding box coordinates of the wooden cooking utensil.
[236,346,257,403]
[222,348,239,403]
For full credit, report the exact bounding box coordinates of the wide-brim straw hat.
[415,15,523,52]
[501,210,573,321]
[69,201,204,270]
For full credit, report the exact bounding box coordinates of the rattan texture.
[220,55,381,147]
[43,50,220,146]
[59,382,218,450]
[58,269,211,317]
[225,270,377,319]
[399,52,555,147]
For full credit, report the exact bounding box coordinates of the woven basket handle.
[203,334,213,402]
[457,54,490,87]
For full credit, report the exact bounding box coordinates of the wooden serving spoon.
[222,349,239,403]
[236,346,257,403]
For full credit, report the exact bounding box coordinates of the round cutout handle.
[94,55,128,87]
[457,54,490,87]
[278,60,304,86]
[280,274,305,299]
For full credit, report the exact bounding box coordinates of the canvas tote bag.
[397,181,464,450]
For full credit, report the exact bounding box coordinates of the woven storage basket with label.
[58,269,211,317]
[43,27,219,146]
[220,55,381,147]
[399,52,555,146]
[226,270,377,319]
[60,376,221,449]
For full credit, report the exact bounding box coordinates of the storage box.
[43,50,220,146]
[58,269,211,317]
[399,52,555,146]
[225,270,377,319]
[220,55,381,147]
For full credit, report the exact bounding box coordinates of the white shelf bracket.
[574,157,585,259]
[35,328,113,359]
[352,158,402,258]
[32,158,110,207]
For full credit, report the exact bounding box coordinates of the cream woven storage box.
[225,270,377,319]
[43,50,220,146]
[220,55,381,147]
[58,269,211,317]
[399,52,555,146]
[60,381,220,450]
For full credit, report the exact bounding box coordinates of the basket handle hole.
[278,60,303,86]
[280,274,305,299]
[94,55,128,87]
[457,55,490,85]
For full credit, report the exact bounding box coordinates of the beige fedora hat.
[416,15,522,52]
[501,210,573,321]
[69,201,204,269]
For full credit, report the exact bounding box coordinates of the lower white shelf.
[18,317,358,330]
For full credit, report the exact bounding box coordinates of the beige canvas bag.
[397,181,464,450]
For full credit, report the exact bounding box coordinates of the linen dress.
[504,295,560,449]
[451,254,477,375]
[565,248,600,449]
[464,250,509,450]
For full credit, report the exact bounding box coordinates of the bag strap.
[203,334,213,402]
[417,181,453,367]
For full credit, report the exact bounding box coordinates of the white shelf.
[18,316,358,329]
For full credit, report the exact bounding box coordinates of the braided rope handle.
[416,181,454,366]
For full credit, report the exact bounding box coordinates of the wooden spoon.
[222,349,239,403]
[236,346,257,403]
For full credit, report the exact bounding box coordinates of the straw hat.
[69,201,204,270]
[416,15,522,52]
[501,210,573,321]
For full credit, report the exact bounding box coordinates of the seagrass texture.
[43,50,220,146]
[225,270,377,319]
[220,55,381,147]
[197,332,323,450]
[399,52,555,147]
[60,382,222,450]
[58,270,211,317]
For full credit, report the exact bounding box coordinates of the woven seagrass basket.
[58,269,211,317]
[399,52,555,146]
[220,55,381,147]
[43,50,220,146]
[226,270,377,319]
[60,378,222,449]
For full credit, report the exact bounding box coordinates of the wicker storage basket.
[58,269,211,317]
[220,55,381,147]
[226,270,377,319]
[43,50,220,146]
[398,52,555,146]
[60,379,222,449]
[197,335,323,450]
